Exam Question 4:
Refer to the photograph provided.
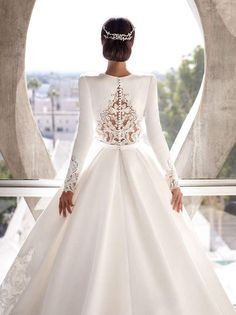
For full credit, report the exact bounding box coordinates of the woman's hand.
[170,186,183,213]
[59,191,74,217]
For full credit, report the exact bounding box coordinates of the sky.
[25,0,204,74]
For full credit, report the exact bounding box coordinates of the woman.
[0,17,235,315]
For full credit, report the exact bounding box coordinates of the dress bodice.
[63,72,180,193]
[85,73,150,146]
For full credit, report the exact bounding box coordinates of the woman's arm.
[144,74,180,191]
[63,75,94,193]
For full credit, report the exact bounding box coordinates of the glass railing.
[0,179,236,309]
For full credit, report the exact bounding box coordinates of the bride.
[0,16,235,315]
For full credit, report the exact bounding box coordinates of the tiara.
[102,25,135,41]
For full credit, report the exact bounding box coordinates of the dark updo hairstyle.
[101,17,135,62]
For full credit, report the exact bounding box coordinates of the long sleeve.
[63,75,94,193]
[144,74,180,191]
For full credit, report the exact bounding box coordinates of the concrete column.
[0,0,56,219]
[176,0,236,179]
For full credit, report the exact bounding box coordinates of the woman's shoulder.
[79,71,155,80]
[79,71,99,79]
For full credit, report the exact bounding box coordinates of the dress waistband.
[94,138,141,150]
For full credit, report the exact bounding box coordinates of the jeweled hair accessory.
[102,25,135,41]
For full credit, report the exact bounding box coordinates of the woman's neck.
[105,61,131,76]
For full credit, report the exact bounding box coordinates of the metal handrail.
[0,179,236,197]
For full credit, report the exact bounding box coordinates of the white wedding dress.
[0,73,235,315]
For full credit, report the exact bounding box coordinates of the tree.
[158,44,235,178]
[27,77,42,112]
[158,45,204,146]
[48,86,60,149]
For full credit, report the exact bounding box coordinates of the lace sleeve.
[63,75,94,193]
[144,74,180,191]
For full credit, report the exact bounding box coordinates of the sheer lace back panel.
[95,77,142,145]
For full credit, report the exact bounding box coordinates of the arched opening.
[0,0,235,305]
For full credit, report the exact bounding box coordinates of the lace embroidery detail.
[96,79,141,145]
[165,159,179,190]
[63,155,79,193]
[0,247,35,315]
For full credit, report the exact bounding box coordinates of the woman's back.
[84,72,151,145]
[62,72,180,194]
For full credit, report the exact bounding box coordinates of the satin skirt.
[0,139,235,315]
